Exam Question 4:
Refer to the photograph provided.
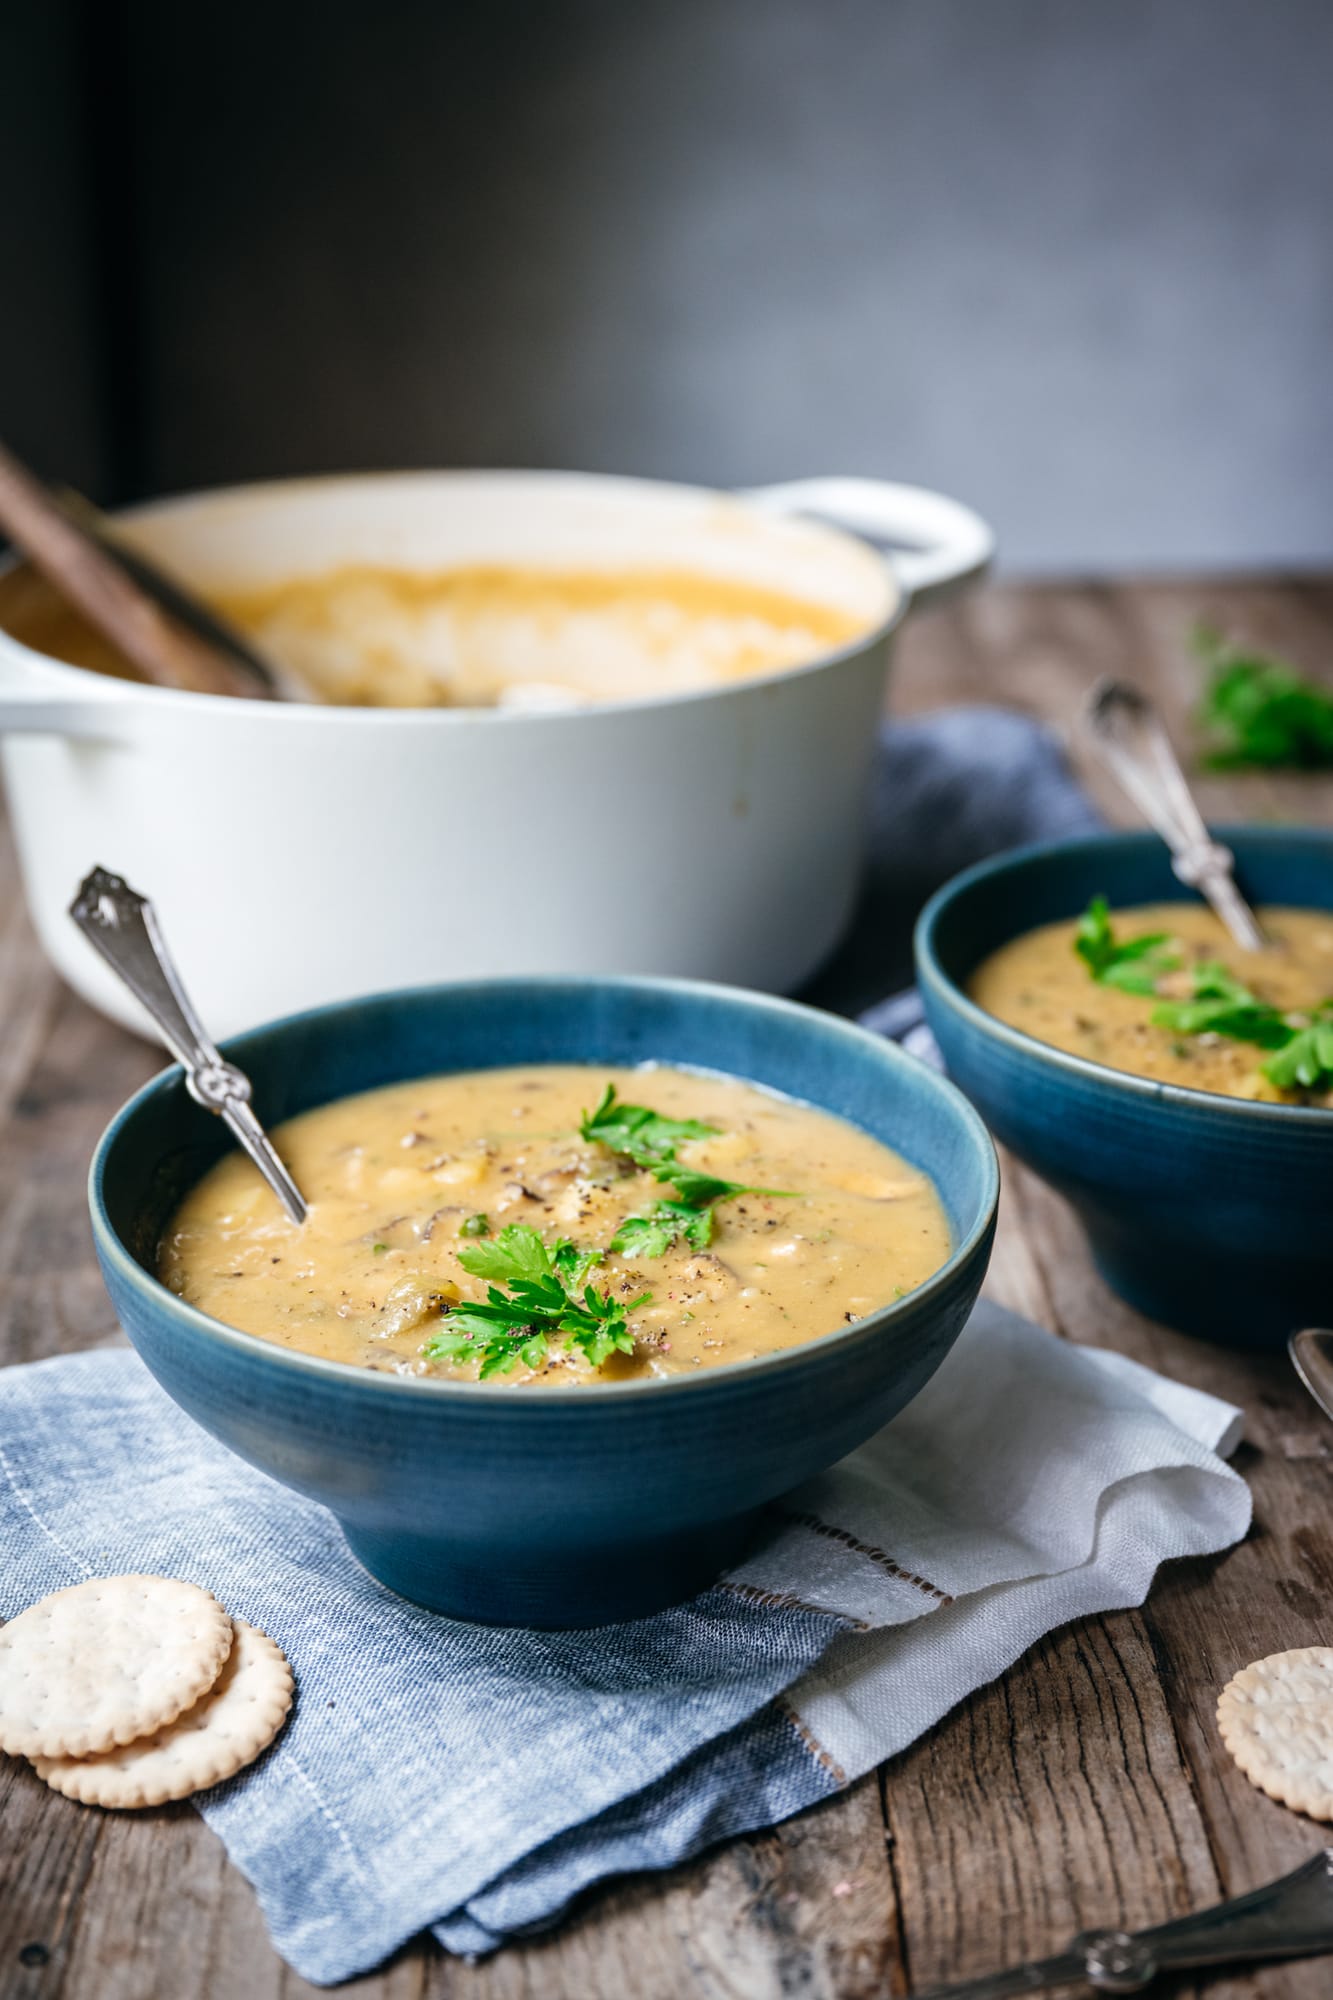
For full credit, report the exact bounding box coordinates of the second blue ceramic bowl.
[916,828,1333,1348]
[90,977,997,1628]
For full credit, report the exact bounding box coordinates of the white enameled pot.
[0,471,991,1037]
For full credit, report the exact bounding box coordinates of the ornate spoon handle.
[919,1848,1333,1997]
[1081,678,1267,951]
[69,867,307,1225]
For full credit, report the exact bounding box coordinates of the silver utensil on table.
[1081,678,1267,950]
[1290,1329,1333,1423]
[918,1849,1333,1996]
[69,866,307,1224]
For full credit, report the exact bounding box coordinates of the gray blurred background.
[6,0,1331,574]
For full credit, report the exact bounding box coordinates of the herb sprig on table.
[422,1223,648,1379]
[1194,625,1333,770]
[1074,899,1333,1096]
[582,1084,795,1256]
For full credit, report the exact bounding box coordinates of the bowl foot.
[1088,1228,1330,1349]
[338,1509,765,1628]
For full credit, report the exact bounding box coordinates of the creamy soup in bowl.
[161,1063,952,1383]
[91,973,998,1624]
[914,827,1333,1351]
[971,900,1333,1105]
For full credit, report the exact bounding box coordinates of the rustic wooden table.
[3,575,1332,2000]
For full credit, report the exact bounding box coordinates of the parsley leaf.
[1194,625,1333,770]
[421,1223,647,1378]
[582,1082,798,1255]
[579,1084,718,1166]
[610,1173,793,1259]
[1150,958,1294,1049]
[1148,961,1333,1089]
[1076,906,1333,1097]
[456,1225,556,1286]
[552,1240,605,1292]
[1262,1008,1333,1092]
[656,1166,793,1206]
[1150,995,1294,1049]
[610,1200,714,1259]
[1075,896,1181,994]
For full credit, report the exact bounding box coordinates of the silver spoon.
[1081,678,1267,951]
[1289,1329,1333,1424]
[917,1847,1333,1997]
[69,867,307,1224]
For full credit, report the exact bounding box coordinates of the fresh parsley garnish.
[657,1167,790,1207]
[1150,960,1293,1049]
[1075,896,1181,994]
[1263,1010,1333,1091]
[609,1200,714,1259]
[421,1222,648,1378]
[582,1084,796,1258]
[579,1085,718,1166]
[1194,625,1333,770]
[1146,958,1333,1093]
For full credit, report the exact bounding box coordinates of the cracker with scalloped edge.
[1217,1646,1333,1820]
[33,1618,292,1809]
[0,1575,233,1760]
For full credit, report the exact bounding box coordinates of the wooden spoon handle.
[0,440,273,700]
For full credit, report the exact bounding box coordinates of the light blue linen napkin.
[0,1308,1247,1981]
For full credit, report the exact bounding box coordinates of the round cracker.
[1217,1646,1333,1820]
[33,1619,293,1809]
[0,1575,233,1759]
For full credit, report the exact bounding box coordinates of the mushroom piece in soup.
[159,1064,952,1383]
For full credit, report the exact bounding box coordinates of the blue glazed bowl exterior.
[91,977,997,1628]
[916,829,1333,1348]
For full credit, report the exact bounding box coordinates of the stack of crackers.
[0,1574,293,1809]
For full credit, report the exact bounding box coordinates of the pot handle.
[0,670,131,740]
[739,477,994,607]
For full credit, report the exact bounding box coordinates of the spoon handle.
[1082,678,1267,950]
[1289,1329,1333,1424]
[919,1849,1333,1996]
[69,868,307,1225]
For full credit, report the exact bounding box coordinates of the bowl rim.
[0,467,906,728]
[915,824,1333,1128]
[90,971,1000,1405]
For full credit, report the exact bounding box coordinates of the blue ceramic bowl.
[916,828,1333,1348]
[90,977,997,1628]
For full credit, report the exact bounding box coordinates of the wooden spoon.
[0,438,280,700]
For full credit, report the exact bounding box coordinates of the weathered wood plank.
[430,1779,903,2000]
[1009,1160,1333,2000]
[883,1612,1226,1992]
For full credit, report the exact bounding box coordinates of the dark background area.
[5,0,1332,572]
